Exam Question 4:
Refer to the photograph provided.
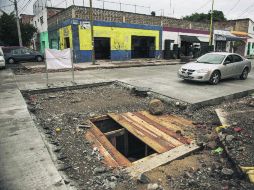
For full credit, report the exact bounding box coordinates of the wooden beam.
[105,128,126,138]
[125,143,200,178]
[108,113,169,153]
[85,120,131,167]
[124,132,128,156]
[89,115,109,122]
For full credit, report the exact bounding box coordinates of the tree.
[208,10,227,22]
[0,12,36,46]
[183,10,226,22]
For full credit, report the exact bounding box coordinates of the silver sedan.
[178,52,252,85]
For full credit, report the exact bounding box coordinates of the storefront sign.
[80,21,91,29]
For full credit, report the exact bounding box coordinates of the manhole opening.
[93,118,156,162]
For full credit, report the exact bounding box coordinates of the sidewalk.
[21,59,182,71]
[0,69,67,190]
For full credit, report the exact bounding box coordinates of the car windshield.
[196,54,225,64]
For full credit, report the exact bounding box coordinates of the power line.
[19,0,33,14]
[0,4,13,9]
[226,0,240,15]
[193,0,211,13]
[237,2,254,18]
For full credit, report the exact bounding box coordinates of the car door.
[232,54,244,76]
[11,49,23,61]
[21,48,34,61]
[221,55,234,78]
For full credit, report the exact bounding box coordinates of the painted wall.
[48,29,59,50]
[79,26,160,51]
[78,25,160,62]
[32,9,47,33]
[39,31,49,53]
[54,19,162,62]
[59,25,73,49]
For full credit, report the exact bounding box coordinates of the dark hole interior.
[93,118,156,162]
[94,118,122,133]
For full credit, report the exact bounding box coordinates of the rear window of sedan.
[197,54,226,64]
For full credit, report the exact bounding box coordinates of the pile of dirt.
[23,84,254,190]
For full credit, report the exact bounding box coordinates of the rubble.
[137,173,151,184]
[149,99,165,115]
[23,84,254,190]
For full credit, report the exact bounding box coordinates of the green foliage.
[183,10,227,22]
[0,12,36,46]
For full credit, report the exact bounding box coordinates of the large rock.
[149,99,165,115]
[137,173,150,184]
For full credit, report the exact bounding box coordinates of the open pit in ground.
[22,83,254,190]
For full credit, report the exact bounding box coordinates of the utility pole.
[209,0,214,46]
[89,0,96,65]
[14,0,23,47]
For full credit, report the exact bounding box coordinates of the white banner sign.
[45,48,72,70]
[80,21,91,29]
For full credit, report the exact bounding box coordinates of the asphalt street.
[15,60,254,104]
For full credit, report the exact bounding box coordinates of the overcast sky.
[1,0,254,21]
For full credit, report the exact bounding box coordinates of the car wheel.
[240,68,248,80]
[36,56,43,62]
[8,58,15,64]
[209,71,220,85]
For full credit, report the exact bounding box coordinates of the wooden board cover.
[108,111,193,153]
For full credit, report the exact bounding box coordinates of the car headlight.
[196,69,210,73]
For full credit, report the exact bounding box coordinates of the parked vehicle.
[178,52,252,85]
[2,47,44,64]
[0,47,6,69]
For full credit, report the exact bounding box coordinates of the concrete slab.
[0,69,67,190]
[15,60,254,105]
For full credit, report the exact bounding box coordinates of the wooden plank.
[110,137,117,147]
[85,131,119,168]
[108,113,168,153]
[89,115,109,123]
[215,108,230,127]
[124,132,129,156]
[132,153,158,165]
[124,112,183,147]
[121,113,175,150]
[134,112,192,144]
[105,128,126,138]
[139,111,183,132]
[125,143,200,177]
[89,126,131,167]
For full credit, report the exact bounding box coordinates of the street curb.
[215,109,254,183]
[20,62,182,74]
[21,81,115,95]
[190,89,254,109]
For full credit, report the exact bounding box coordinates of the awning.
[231,31,251,38]
[197,36,209,43]
[180,35,200,43]
[215,34,244,42]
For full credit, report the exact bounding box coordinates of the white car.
[0,47,5,69]
[178,52,252,85]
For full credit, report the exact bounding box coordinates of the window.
[197,53,225,64]
[232,54,243,62]
[252,43,254,48]
[224,55,233,64]
[12,49,21,55]
[40,16,44,24]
